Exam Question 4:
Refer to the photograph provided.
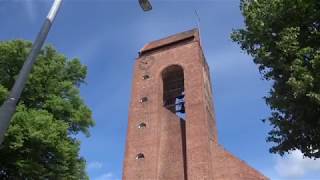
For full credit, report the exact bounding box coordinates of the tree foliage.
[232,0,320,158]
[0,40,94,178]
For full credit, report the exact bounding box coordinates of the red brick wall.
[157,108,186,179]
[210,143,268,180]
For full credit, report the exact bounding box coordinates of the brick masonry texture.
[123,29,268,180]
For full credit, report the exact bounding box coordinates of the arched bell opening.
[161,65,187,179]
[162,65,185,119]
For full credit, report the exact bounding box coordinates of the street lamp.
[0,0,153,145]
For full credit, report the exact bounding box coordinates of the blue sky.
[1,0,320,180]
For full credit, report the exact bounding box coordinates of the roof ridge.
[139,28,199,54]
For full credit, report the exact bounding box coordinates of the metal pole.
[0,0,63,145]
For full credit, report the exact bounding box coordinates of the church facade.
[123,29,268,180]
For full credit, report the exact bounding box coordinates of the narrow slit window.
[143,75,150,80]
[139,97,148,103]
[138,122,146,129]
[136,153,145,160]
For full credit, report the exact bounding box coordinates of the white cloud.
[275,150,320,178]
[94,172,120,180]
[87,161,103,170]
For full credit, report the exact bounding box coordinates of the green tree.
[0,40,94,178]
[232,0,320,158]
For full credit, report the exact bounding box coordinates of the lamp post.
[0,0,63,145]
[0,0,153,145]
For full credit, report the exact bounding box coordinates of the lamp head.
[139,0,152,11]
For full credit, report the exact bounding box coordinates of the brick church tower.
[123,29,268,180]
